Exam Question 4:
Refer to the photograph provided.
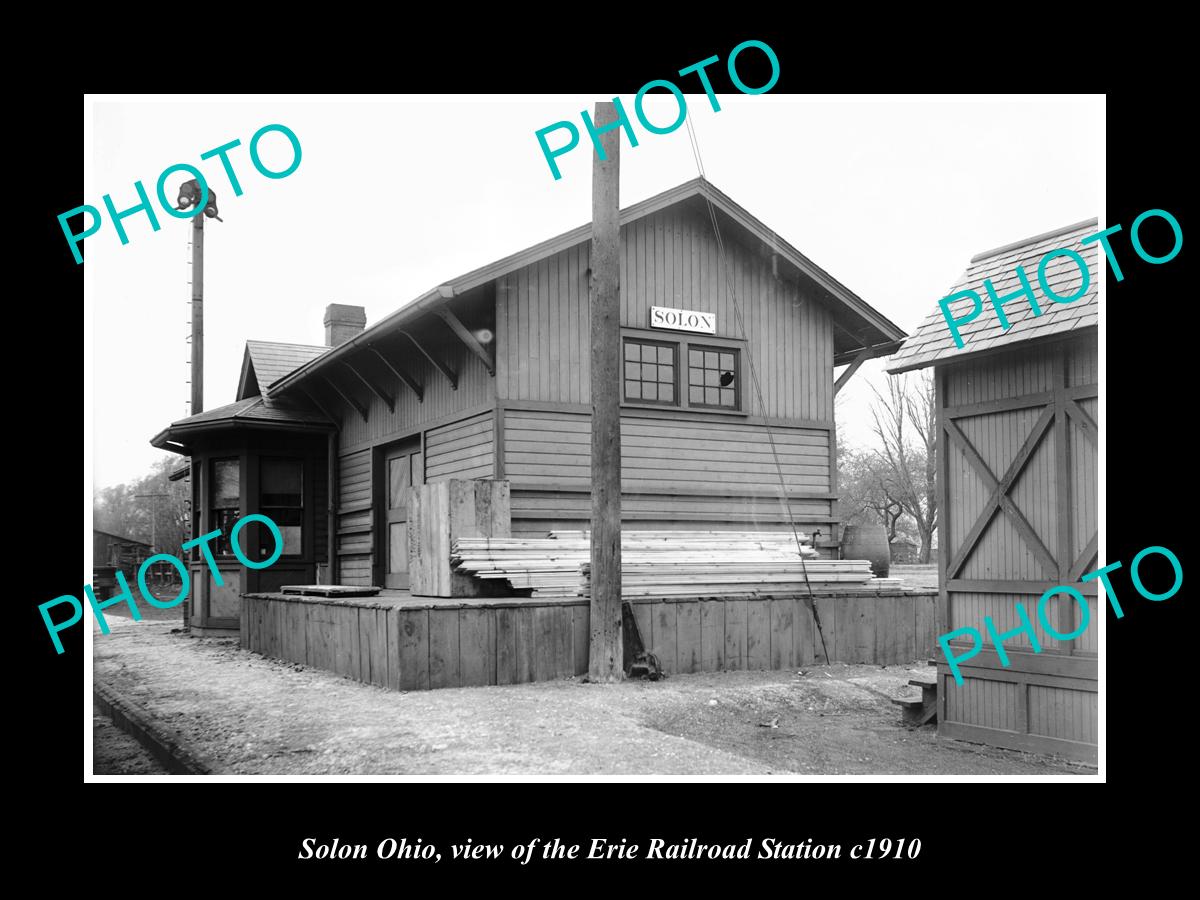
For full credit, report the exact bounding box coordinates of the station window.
[621,331,744,413]
[688,346,739,409]
[210,458,241,556]
[623,339,677,406]
[261,458,304,557]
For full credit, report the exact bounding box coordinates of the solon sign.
[649,306,716,335]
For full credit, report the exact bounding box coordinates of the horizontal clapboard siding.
[337,449,372,585]
[425,411,494,481]
[510,492,833,532]
[504,410,830,494]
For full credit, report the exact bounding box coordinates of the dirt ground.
[92,617,1089,776]
[93,712,168,774]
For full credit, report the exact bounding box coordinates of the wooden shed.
[888,218,1099,763]
[153,178,907,631]
[93,529,152,571]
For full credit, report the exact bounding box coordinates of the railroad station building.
[152,178,906,633]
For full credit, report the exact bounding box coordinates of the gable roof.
[267,177,907,398]
[238,340,328,400]
[94,529,151,548]
[888,218,1098,374]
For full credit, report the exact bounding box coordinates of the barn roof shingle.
[238,340,329,400]
[887,218,1098,374]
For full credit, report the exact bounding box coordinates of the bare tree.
[94,455,191,557]
[840,448,917,544]
[868,370,938,563]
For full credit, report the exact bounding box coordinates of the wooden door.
[384,440,423,589]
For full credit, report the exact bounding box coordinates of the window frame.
[621,336,680,408]
[686,344,742,411]
[209,456,242,558]
[619,326,748,416]
[259,456,305,559]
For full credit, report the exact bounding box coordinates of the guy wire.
[683,117,830,664]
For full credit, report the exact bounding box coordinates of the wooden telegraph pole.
[588,101,623,681]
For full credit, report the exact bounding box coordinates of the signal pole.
[192,215,204,415]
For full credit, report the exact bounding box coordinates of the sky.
[86,95,1102,490]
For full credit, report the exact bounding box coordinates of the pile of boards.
[450,530,901,598]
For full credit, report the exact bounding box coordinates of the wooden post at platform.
[588,101,624,682]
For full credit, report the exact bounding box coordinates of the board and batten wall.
[936,334,1098,762]
[332,200,844,581]
[494,201,838,536]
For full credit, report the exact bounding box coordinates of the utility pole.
[588,101,623,682]
[134,492,167,553]
[134,491,169,590]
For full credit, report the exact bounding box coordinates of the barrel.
[841,524,890,578]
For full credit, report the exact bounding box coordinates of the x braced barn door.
[940,357,1098,654]
[383,439,424,589]
[935,338,1099,759]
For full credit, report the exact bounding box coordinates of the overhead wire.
[683,116,831,664]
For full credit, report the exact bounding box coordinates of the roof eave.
[697,181,907,345]
[151,417,336,450]
[266,177,906,394]
[887,323,1098,374]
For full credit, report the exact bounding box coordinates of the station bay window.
[261,457,303,556]
[210,458,241,556]
[622,331,742,412]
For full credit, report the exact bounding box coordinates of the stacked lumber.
[450,530,898,598]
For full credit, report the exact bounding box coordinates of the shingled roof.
[888,218,1098,374]
[238,340,329,400]
[150,395,334,451]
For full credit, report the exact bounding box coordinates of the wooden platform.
[241,589,938,692]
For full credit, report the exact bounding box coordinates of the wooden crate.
[408,479,511,597]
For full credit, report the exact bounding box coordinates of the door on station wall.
[384,439,423,589]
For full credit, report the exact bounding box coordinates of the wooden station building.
[888,218,1099,763]
[152,178,907,639]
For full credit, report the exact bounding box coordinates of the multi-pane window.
[210,458,241,556]
[688,346,739,409]
[261,458,303,556]
[623,339,677,405]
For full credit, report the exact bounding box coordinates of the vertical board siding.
[1028,684,1097,744]
[1070,401,1098,568]
[945,677,1021,732]
[938,334,1098,760]
[243,593,936,691]
[337,344,494,448]
[424,411,495,481]
[495,205,834,421]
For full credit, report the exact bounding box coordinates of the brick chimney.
[324,304,366,347]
